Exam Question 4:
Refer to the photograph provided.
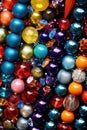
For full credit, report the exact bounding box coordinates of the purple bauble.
[32,113,44,125]
[30,127,40,130]
[45,75,55,86]
[39,32,49,44]
[55,31,65,42]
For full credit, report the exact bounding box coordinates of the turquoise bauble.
[12,3,28,18]
[34,44,48,59]
[55,84,67,96]
[77,0,87,5]
[74,118,86,130]
[9,18,24,33]
[1,61,15,75]
[79,105,87,116]
[62,55,75,70]
[4,47,18,62]
[6,33,21,47]
[45,121,56,130]
[0,87,12,98]
[18,0,29,3]
[48,109,60,121]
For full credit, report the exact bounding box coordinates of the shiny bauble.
[73,8,85,21]
[31,66,43,78]
[64,39,79,55]
[6,33,21,47]
[79,105,87,117]
[9,18,24,33]
[0,10,14,26]
[0,45,4,59]
[12,3,28,18]
[63,94,80,111]
[16,117,28,130]
[82,91,87,103]
[62,55,75,70]
[3,120,14,129]
[30,11,42,24]
[42,8,55,21]
[0,87,11,98]
[55,84,67,96]
[77,0,87,5]
[4,47,18,62]
[57,69,72,84]
[70,22,83,36]
[18,0,29,3]
[20,105,33,118]
[58,18,70,30]
[31,0,49,11]
[72,69,86,83]
[0,26,8,43]
[74,118,86,130]
[20,44,34,60]
[1,61,15,74]
[22,26,38,44]
[45,121,56,130]
[39,31,49,44]
[34,44,48,59]
[48,109,60,121]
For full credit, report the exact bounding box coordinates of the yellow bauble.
[22,26,38,44]
[30,11,42,24]
[31,0,49,11]
[31,66,43,78]
[20,44,34,60]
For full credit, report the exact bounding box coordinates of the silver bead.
[16,117,28,130]
[20,105,33,118]
[72,69,86,83]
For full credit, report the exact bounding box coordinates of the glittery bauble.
[74,118,86,130]
[16,117,28,130]
[0,26,8,43]
[79,39,87,56]
[22,26,38,44]
[58,18,70,30]
[82,91,87,103]
[63,94,80,111]
[79,105,87,117]
[31,66,43,78]
[30,11,42,24]
[72,69,86,83]
[57,123,72,130]
[20,105,33,118]
[31,0,49,11]
[20,44,34,60]
[3,120,14,129]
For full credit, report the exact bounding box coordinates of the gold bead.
[3,120,14,129]
[31,66,43,78]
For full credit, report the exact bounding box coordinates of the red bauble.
[84,24,87,35]
[0,45,4,59]
[21,89,39,104]
[57,123,72,130]
[2,0,18,10]
[0,10,14,26]
[58,18,70,30]
[9,94,21,105]
[51,96,63,108]
[15,62,31,78]
[82,91,87,103]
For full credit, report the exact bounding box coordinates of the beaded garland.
[0,0,87,130]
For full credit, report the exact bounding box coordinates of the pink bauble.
[11,78,25,93]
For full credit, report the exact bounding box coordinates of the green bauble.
[0,26,8,43]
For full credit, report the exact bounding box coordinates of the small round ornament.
[79,105,87,116]
[0,10,14,26]
[31,0,49,11]
[77,0,87,5]
[72,69,86,83]
[79,39,87,56]
[1,61,15,75]
[12,3,28,18]
[9,18,24,33]
[0,26,8,43]
[57,69,72,84]
[61,110,74,123]
[82,91,87,103]
[34,44,48,59]
[20,44,34,60]
[55,84,67,96]
[63,94,80,111]
[58,18,70,30]
[48,109,60,121]
[39,31,49,44]
[68,82,83,96]
[57,123,72,130]
[20,105,33,118]
[18,0,29,3]
[31,66,43,78]
[74,118,86,130]
[3,120,14,129]
[0,45,4,59]
[6,33,21,47]
[22,26,38,44]
[11,78,25,93]
[45,121,56,130]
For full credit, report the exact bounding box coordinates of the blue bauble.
[45,121,56,130]
[77,0,87,5]
[0,87,12,98]
[73,8,85,21]
[9,18,24,33]
[70,23,83,36]
[1,61,15,75]
[6,33,21,47]
[74,118,86,130]
[48,109,60,121]
[55,84,67,96]
[4,47,18,62]
[18,0,29,3]
[64,40,79,55]
[57,69,72,84]
[62,55,75,70]
[34,44,48,59]
[79,105,87,117]
[1,73,14,83]
[39,32,49,44]
[12,3,28,18]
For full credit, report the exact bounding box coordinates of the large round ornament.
[20,44,34,60]
[0,26,8,43]
[22,27,38,44]
[12,3,28,18]
[31,0,49,11]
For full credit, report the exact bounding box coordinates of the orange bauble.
[76,55,87,70]
[61,110,74,123]
[0,10,14,26]
[68,82,83,96]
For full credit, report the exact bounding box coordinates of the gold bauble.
[31,66,43,78]
[3,120,14,129]
[0,26,8,43]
